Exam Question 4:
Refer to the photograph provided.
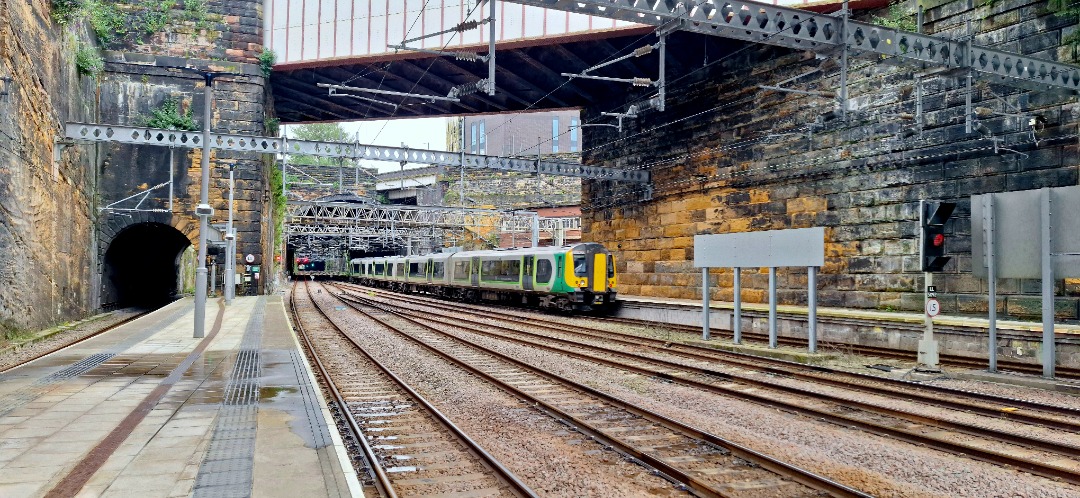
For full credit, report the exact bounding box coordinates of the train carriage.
[350,243,617,312]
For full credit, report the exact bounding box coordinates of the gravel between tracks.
[374,298,1080,498]
[310,286,689,497]
[0,308,145,372]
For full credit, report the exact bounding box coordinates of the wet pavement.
[0,296,359,497]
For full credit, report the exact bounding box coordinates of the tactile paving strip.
[192,297,265,497]
[0,305,191,418]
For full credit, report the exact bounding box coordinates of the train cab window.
[535,259,552,284]
[374,263,385,275]
[607,255,615,278]
[453,261,470,280]
[432,262,445,278]
[572,253,588,276]
[409,262,423,277]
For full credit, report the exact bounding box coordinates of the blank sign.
[694,227,825,268]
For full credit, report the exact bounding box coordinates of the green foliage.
[183,0,212,30]
[139,0,178,35]
[51,0,82,25]
[75,43,105,77]
[142,96,200,131]
[265,117,281,136]
[1049,0,1080,60]
[872,3,917,33]
[268,157,287,258]
[86,0,128,45]
[258,48,276,78]
[289,123,352,167]
[1,318,30,342]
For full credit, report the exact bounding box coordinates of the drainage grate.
[193,297,265,497]
[0,305,191,418]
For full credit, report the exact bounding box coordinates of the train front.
[565,243,618,312]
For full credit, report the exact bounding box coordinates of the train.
[350,243,618,312]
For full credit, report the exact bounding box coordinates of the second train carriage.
[350,243,617,312]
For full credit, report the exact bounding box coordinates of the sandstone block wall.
[0,2,100,334]
[582,0,1080,318]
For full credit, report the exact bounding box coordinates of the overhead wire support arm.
[318,83,460,103]
[327,87,399,110]
[503,0,1080,94]
[388,44,489,63]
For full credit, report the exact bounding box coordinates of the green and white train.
[351,243,618,312]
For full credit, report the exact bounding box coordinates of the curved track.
[328,284,870,498]
[291,282,535,498]
[334,283,1080,488]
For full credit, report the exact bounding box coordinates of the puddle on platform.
[259,386,298,401]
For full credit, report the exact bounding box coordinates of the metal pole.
[460,118,465,207]
[487,0,496,95]
[768,267,777,349]
[193,74,214,339]
[657,34,666,112]
[839,0,849,122]
[808,266,817,353]
[210,261,216,295]
[168,147,174,212]
[702,268,710,340]
[530,212,539,248]
[733,267,742,344]
[984,194,997,372]
[1040,187,1055,378]
[225,165,235,304]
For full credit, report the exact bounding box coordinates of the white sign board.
[693,227,825,268]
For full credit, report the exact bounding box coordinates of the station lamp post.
[166,67,237,338]
[224,163,236,304]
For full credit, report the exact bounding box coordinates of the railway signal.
[920,201,956,272]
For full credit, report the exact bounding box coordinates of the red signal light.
[932,234,945,247]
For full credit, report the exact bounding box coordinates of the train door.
[471,257,480,287]
[591,253,606,292]
[522,256,534,291]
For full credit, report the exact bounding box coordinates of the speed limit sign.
[925,298,941,317]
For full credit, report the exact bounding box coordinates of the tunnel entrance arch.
[102,222,193,308]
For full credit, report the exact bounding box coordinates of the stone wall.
[582,0,1080,318]
[0,1,100,333]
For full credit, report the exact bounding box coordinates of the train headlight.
[578,279,587,287]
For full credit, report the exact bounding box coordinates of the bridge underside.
[271,29,743,122]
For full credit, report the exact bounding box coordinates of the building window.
[551,118,559,153]
[479,120,486,155]
[470,123,477,153]
[570,118,578,152]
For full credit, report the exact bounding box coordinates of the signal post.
[918,200,955,372]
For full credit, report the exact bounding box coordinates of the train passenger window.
[608,255,615,278]
[432,262,445,278]
[453,261,470,280]
[394,263,404,276]
[572,253,587,276]
[535,259,552,283]
[409,262,423,277]
[374,263,385,275]
[481,259,520,282]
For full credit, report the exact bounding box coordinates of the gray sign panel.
[972,185,1080,279]
[694,227,825,268]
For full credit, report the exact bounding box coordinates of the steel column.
[984,193,997,372]
[808,266,818,354]
[702,268,710,340]
[1041,188,1055,378]
[193,77,213,339]
[768,267,777,349]
[733,268,742,344]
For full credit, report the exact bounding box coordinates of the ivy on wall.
[139,96,199,131]
[51,0,221,48]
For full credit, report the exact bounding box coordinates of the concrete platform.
[0,296,360,498]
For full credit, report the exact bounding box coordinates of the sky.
[286,117,453,173]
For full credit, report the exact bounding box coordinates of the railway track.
[291,282,535,498]
[597,315,1080,380]
[333,283,1080,488]
[328,286,870,498]
[0,308,150,375]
